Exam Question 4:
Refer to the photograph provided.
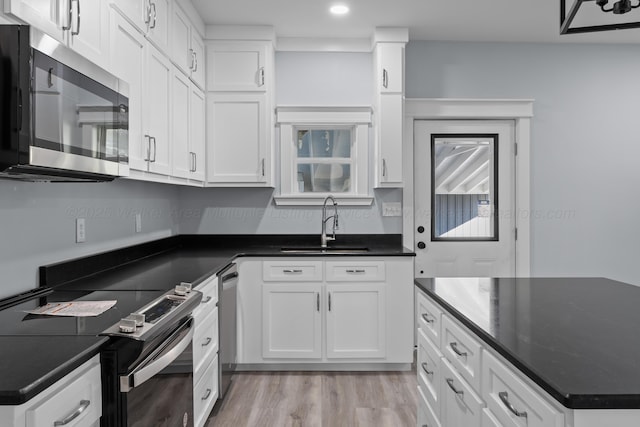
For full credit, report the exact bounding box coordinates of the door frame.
[403,99,533,276]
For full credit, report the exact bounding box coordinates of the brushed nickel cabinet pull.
[258,67,265,86]
[328,292,332,311]
[316,293,320,312]
[282,269,303,274]
[382,68,388,89]
[346,269,366,274]
[201,388,212,400]
[150,2,157,29]
[421,313,434,324]
[201,337,212,347]
[71,0,80,36]
[201,296,212,304]
[445,378,463,396]
[421,362,433,376]
[499,391,527,418]
[54,400,90,426]
[450,342,467,358]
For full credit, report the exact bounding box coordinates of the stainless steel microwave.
[0,25,129,182]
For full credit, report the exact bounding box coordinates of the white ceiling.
[191,0,640,44]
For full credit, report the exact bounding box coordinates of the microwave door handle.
[120,322,194,392]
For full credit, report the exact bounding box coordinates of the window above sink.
[275,106,373,206]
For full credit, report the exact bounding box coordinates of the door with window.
[414,120,516,277]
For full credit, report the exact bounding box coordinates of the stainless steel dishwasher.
[214,262,238,411]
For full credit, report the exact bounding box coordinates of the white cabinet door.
[262,284,322,359]
[440,358,483,427]
[376,93,403,187]
[326,284,386,359]
[170,3,191,75]
[171,68,191,179]
[4,0,65,43]
[190,29,206,90]
[206,93,268,184]
[109,8,147,171]
[109,0,147,31]
[144,43,172,175]
[376,43,404,94]
[189,84,206,181]
[66,0,109,69]
[206,41,268,92]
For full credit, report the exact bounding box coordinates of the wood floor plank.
[206,368,417,427]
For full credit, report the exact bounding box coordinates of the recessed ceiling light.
[330,4,350,15]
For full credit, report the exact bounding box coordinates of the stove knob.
[118,318,137,334]
[175,283,191,296]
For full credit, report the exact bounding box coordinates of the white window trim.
[275,106,374,206]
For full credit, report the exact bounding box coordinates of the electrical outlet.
[382,202,402,217]
[135,213,142,233]
[76,218,86,243]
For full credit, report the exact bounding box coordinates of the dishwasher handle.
[120,318,194,393]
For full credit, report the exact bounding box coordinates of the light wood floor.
[205,367,418,427]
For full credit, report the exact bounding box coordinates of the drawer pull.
[450,342,467,358]
[283,269,303,274]
[202,388,212,400]
[201,337,212,347]
[201,296,212,304]
[445,378,463,396]
[54,400,90,426]
[421,362,433,376]
[499,391,528,419]
[421,313,435,324]
[346,269,366,273]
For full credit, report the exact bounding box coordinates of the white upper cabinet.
[172,67,205,182]
[144,43,172,175]
[109,0,170,53]
[375,42,404,94]
[171,3,205,90]
[6,0,110,69]
[372,29,408,188]
[109,8,147,171]
[206,41,268,92]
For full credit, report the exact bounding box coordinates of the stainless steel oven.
[100,288,202,427]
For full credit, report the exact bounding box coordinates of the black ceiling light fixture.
[561,0,640,34]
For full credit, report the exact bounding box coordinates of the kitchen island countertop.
[415,277,640,409]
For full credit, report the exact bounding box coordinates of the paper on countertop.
[24,300,117,317]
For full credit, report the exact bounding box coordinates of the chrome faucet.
[321,195,339,248]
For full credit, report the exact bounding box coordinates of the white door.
[414,120,516,277]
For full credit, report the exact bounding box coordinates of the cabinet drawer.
[325,261,385,282]
[418,384,442,427]
[194,276,218,318]
[194,355,219,427]
[417,328,442,418]
[194,306,219,376]
[416,290,443,348]
[441,314,482,393]
[26,357,102,427]
[441,357,483,427]
[263,260,323,281]
[482,351,564,427]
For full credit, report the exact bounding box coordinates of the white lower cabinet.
[482,408,503,427]
[0,355,102,427]
[192,275,220,427]
[262,283,322,359]
[239,257,413,366]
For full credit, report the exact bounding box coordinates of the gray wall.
[406,41,640,285]
[0,180,179,299]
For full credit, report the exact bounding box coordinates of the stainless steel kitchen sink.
[280,247,369,254]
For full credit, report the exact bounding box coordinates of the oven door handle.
[120,320,194,393]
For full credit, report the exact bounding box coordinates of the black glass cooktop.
[0,290,165,336]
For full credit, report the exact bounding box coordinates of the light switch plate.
[382,202,402,217]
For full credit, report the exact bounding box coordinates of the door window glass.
[431,134,498,241]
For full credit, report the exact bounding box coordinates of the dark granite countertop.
[0,234,413,405]
[415,277,640,410]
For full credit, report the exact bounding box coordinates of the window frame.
[275,107,373,206]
